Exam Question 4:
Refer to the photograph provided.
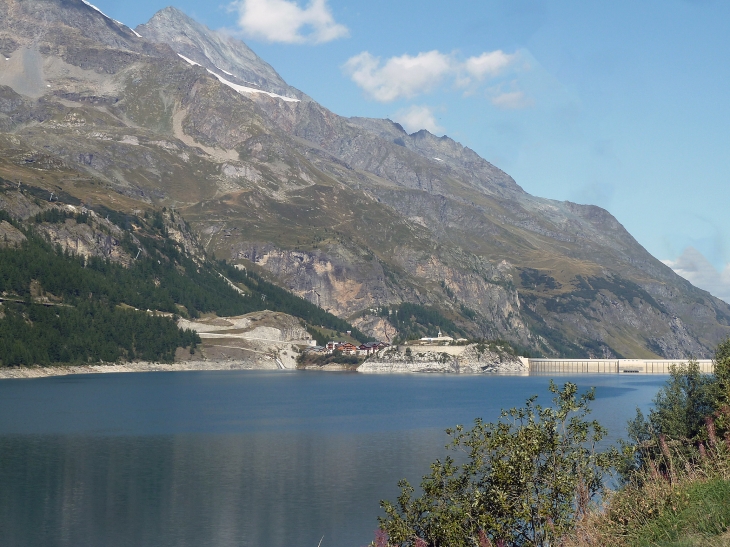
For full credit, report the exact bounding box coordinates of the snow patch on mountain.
[81,0,141,38]
[177,54,299,102]
[178,54,201,67]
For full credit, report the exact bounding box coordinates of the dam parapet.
[527,358,714,375]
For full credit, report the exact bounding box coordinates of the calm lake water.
[0,371,666,547]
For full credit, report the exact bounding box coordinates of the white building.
[419,329,454,343]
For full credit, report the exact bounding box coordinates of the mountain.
[136,7,301,100]
[0,0,728,358]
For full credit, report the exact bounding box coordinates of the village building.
[324,340,389,355]
[357,342,381,356]
[336,342,359,355]
[305,345,327,355]
[418,329,454,344]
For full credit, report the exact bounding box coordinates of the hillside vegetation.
[0,199,368,367]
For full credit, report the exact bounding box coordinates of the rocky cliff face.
[359,344,526,374]
[0,0,728,358]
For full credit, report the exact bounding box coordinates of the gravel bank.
[0,360,280,379]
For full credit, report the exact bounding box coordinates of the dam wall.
[527,358,714,375]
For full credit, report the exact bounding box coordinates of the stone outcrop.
[178,310,313,369]
[359,344,526,374]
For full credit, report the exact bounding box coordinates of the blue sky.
[90,0,730,302]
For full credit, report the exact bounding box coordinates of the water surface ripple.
[0,371,665,547]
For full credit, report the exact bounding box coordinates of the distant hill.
[0,0,727,358]
[0,182,368,366]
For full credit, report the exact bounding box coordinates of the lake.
[0,371,666,547]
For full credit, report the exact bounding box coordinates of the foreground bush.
[376,382,616,547]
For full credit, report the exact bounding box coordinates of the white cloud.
[343,51,452,102]
[490,89,533,109]
[464,50,515,80]
[343,49,521,103]
[394,105,444,134]
[230,0,348,44]
[663,247,730,304]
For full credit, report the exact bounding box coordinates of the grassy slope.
[631,478,730,547]
[567,454,730,547]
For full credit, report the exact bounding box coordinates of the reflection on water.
[0,372,665,547]
[0,431,449,547]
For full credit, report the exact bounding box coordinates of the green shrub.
[377,382,615,547]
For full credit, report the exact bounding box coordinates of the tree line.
[0,301,199,366]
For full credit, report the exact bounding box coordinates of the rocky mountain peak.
[0,0,145,51]
[137,6,301,98]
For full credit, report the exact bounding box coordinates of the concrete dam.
[526,358,714,375]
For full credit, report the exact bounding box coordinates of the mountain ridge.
[0,0,727,358]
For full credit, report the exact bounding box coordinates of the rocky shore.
[0,359,280,380]
[359,344,527,374]
[0,343,529,380]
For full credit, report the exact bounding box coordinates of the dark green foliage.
[150,210,166,234]
[378,382,616,547]
[219,261,372,343]
[34,209,89,224]
[650,361,716,440]
[0,301,198,366]
[92,205,136,231]
[620,361,720,483]
[459,303,477,320]
[20,184,81,205]
[520,268,562,290]
[629,361,716,442]
[305,324,328,346]
[297,351,362,367]
[0,202,375,367]
[0,225,203,365]
[378,302,466,341]
[0,209,14,225]
[715,338,730,406]
[0,232,244,319]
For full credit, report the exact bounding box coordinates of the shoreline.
[0,360,282,379]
